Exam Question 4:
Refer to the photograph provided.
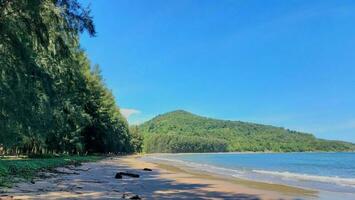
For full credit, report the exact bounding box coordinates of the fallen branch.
[115,172,140,178]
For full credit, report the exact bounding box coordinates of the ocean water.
[143,152,355,195]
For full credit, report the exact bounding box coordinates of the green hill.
[138,110,355,153]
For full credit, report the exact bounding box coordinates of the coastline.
[143,151,355,156]
[135,153,355,200]
[2,155,353,199]
[121,155,317,199]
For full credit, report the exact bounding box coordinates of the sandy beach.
[0,156,318,200]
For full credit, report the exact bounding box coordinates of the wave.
[144,156,246,176]
[144,155,355,189]
[253,170,355,188]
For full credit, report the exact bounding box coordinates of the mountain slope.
[139,110,355,153]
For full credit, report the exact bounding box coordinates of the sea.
[142,152,355,199]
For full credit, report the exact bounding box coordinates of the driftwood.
[122,193,142,200]
[115,172,140,178]
[129,195,141,199]
[120,172,140,178]
[115,173,123,179]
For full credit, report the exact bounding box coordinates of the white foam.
[143,155,355,189]
[253,170,355,188]
[144,156,245,176]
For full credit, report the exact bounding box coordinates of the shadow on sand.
[0,158,285,200]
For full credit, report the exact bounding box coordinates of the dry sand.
[0,156,318,200]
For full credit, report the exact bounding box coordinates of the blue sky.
[80,0,355,142]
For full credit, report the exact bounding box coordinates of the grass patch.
[0,155,103,187]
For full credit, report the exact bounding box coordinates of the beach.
[121,156,318,200]
[0,155,321,200]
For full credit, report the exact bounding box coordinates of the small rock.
[143,168,152,171]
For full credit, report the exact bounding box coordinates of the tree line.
[143,134,228,153]
[0,0,134,155]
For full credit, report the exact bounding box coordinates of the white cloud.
[120,108,141,118]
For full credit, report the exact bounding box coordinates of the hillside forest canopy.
[0,0,135,155]
[138,110,355,153]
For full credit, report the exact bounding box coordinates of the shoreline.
[141,152,355,192]
[123,155,317,200]
[134,154,355,200]
[143,151,355,156]
[2,155,353,199]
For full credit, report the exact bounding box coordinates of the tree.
[0,0,133,155]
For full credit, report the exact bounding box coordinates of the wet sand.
[0,156,318,200]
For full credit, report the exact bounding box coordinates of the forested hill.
[139,110,355,153]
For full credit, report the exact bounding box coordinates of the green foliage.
[80,65,131,153]
[129,126,144,153]
[0,0,133,154]
[0,156,102,187]
[144,134,228,153]
[139,110,355,153]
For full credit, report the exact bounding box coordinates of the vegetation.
[1,0,353,156]
[129,126,144,153]
[139,110,355,153]
[143,134,228,153]
[0,0,133,155]
[0,155,102,187]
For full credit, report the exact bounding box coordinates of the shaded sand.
[0,156,318,200]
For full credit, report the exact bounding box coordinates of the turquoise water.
[144,152,355,194]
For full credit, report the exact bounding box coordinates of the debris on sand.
[115,173,123,179]
[115,172,140,178]
[129,194,141,199]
